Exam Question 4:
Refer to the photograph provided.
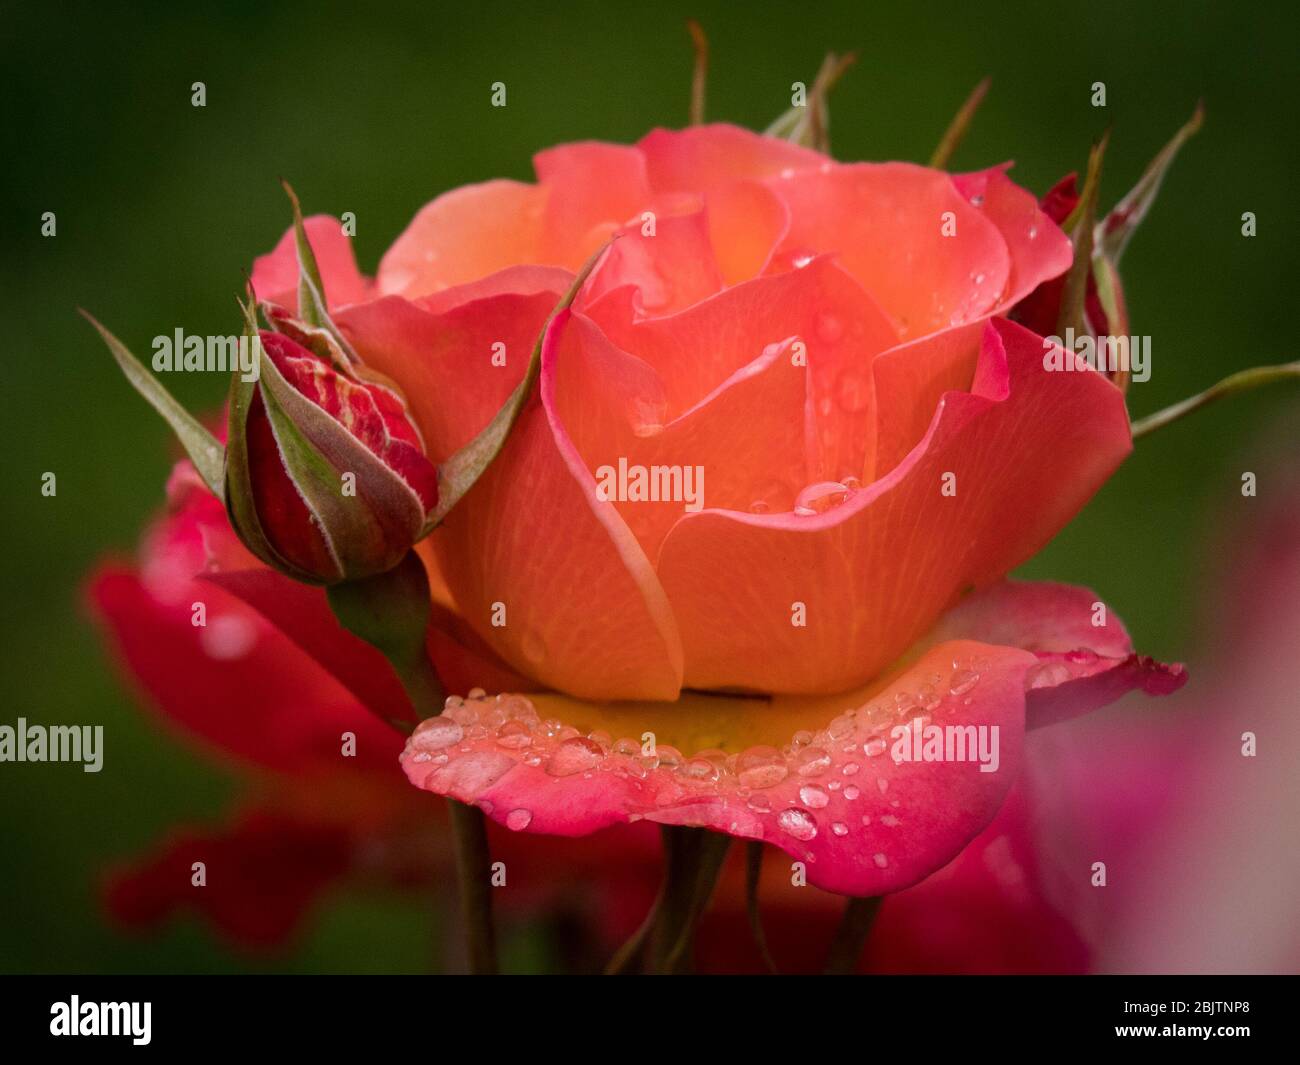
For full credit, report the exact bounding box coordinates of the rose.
[238,124,1185,898]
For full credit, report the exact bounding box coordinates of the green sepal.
[763,51,856,154]
[1097,103,1203,265]
[81,310,226,500]
[279,179,359,366]
[222,298,319,582]
[423,238,614,534]
[1055,131,1109,340]
[928,77,991,170]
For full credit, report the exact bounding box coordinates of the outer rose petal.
[400,580,1182,898]
[402,639,1031,896]
[88,545,400,776]
[925,580,1187,727]
[637,124,826,193]
[655,318,1132,694]
[951,167,1074,311]
[430,307,685,700]
[376,180,548,299]
[250,214,370,310]
[533,141,652,268]
[103,808,354,948]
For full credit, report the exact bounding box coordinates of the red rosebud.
[225,326,439,584]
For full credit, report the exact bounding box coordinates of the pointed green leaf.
[81,310,225,500]
[423,239,614,532]
[1055,131,1109,340]
[279,179,359,365]
[1097,103,1203,264]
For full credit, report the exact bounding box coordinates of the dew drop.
[505,808,533,831]
[411,717,464,751]
[948,668,980,696]
[495,719,533,749]
[777,807,818,841]
[793,746,832,777]
[831,821,849,837]
[546,736,604,776]
[793,481,851,515]
[736,746,788,789]
[798,784,830,809]
[873,852,889,868]
[844,785,861,801]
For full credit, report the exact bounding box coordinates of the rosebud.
[225,327,439,584]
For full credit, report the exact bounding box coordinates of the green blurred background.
[1,0,1294,972]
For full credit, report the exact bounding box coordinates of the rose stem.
[823,895,883,975]
[1130,360,1300,440]
[447,799,499,975]
[745,842,779,973]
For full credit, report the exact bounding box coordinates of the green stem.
[744,842,779,974]
[448,799,498,975]
[326,551,498,975]
[824,895,883,975]
[1130,361,1300,440]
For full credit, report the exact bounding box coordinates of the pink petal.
[376,180,547,298]
[654,318,1132,694]
[533,141,652,268]
[428,307,686,700]
[951,167,1074,310]
[401,639,1034,896]
[767,162,1011,336]
[637,124,826,193]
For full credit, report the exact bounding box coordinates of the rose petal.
[533,141,652,268]
[579,209,723,317]
[428,307,685,700]
[89,563,400,774]
[655,318,1132,694]
[401,639,1032,896]
[952,167,1074,310]
[376,180,547,299]
[923,580,1187,727]
[103,807,354,948]
[637,124,826,193]
[552,313,807,560]
[767,162,1011,336]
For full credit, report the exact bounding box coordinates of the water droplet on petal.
[873,852,889,868]
[411,717,464,751]
[505,808,533,831]
[777,807,818,841]
[794,746,832,777]
[949,668,980,696]
[799,784,829,809]
[737,746,788,789]
[831,821,849,837]
[793,481,851,515]
[547,736,604,776]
